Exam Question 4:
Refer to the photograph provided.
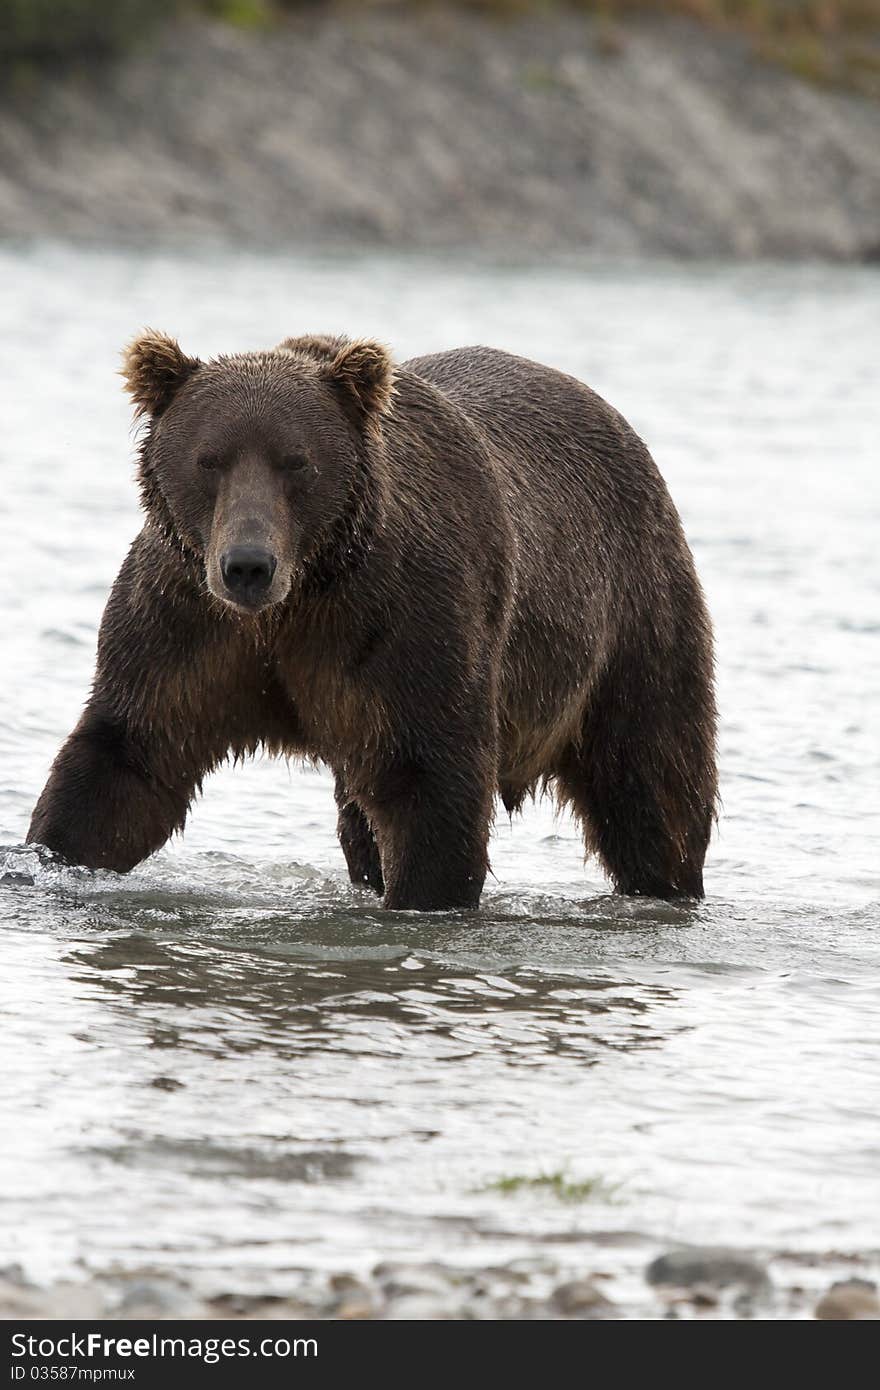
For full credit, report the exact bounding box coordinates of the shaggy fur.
[121,329,201,418]
[28,333,717,909]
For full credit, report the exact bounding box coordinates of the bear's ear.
[120,330,201,418]
[276,333,347,361]
[324,338,395,429]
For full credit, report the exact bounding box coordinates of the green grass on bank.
[481,1170,622,1203]
[582,2,880,94]
[0,1,170,60]
[1,1,879,98]
[0,1,270,61]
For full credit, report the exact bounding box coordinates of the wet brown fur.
[28,334,717,909]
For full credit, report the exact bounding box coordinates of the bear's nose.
[220,545,277,603]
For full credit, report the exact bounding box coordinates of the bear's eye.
[282,452,309,472]
[198,453,221,472]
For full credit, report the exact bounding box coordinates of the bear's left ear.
[324,338,395,430]
[120,329,201,418]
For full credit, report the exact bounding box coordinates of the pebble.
[113,1279,198,1318]
[0,1275,104,1319]
[328,1274,377,1319]
[814,1279,880,1320]
[646,1247,771,1294]
[373,1261,459,1301]
[551,1278,619,1318]
[384,1294,468,1320]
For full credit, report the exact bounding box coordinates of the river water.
[1,246,878,1319]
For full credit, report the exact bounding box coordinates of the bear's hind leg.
[334,775,384,895]
[557,655,716,900]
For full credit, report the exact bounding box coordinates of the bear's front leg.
[362,753,495,912]
[334,773,384,895]
[27,704,195,873]
[26,530,240,874]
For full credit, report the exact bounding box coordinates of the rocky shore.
[2,1248,878,1321]
[1,7,879,258]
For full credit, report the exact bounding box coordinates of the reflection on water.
[0,248,878,1317]
[65,928,679,1065]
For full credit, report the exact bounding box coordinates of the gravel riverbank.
[1,8,879,257]
[3,1249,878,1320]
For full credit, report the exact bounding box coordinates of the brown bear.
[27,331,717,910]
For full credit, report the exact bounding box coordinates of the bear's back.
[403,345,667,522]
[403,345,681,593]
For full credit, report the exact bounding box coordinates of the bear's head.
[121,330,395,613]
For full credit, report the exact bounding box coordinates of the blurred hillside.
[1,1,879,257]
[4,2,880,92]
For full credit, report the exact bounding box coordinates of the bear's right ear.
[120,330,201,418]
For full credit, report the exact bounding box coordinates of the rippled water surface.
[1,247,878,1318]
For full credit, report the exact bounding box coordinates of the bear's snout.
[220,545,278,608]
